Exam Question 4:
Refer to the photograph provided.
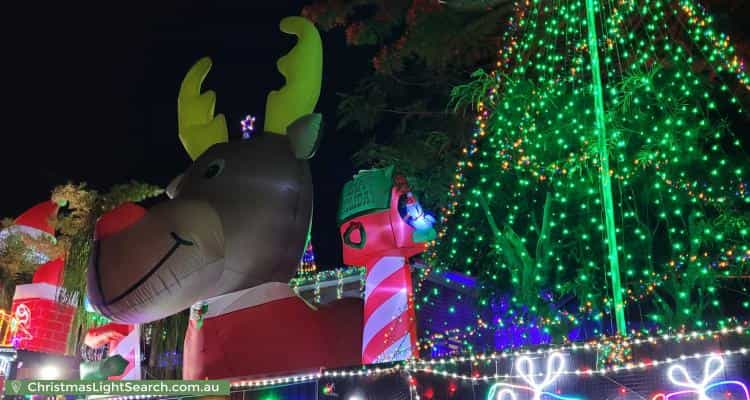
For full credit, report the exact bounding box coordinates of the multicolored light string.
[412,347,748,380]
[218,346,749,393]
[220,325,750,391]
[414,324,748,366]
[106,333,748,400]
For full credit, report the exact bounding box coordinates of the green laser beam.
[584,0,627,335]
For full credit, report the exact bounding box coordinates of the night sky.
[3,1,748,267]
[2,1,373,267]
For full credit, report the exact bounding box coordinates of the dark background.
[1,1,372,267]
[2,1,749,267]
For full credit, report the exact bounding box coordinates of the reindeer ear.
[166,174,184,199]
[287,113,322,159]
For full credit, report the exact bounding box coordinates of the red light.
[322,383,335,395]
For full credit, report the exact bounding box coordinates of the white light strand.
[89,325,750,398]
[108,349,749,400]
[225,347,749,391]
[412,348,748,381]
[230,373,321,388]
[414,325,747,366]
[230,365,403,388]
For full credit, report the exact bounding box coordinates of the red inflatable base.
[11,283,76,355]
[183,287,362,380]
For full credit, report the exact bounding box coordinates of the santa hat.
[13,201,59,238]
[0,201,59,265]
[32,258,65,286]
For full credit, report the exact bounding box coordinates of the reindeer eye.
[203,159,225,179]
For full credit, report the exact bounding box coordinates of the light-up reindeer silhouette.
[652,355,749,400]
[487,353,583,400]
[8,305,32,347]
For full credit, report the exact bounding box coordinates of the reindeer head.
[86,17,323,323]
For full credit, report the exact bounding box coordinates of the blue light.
[441,271,476,288]
[403,193,436,231]
[84,296,96,313]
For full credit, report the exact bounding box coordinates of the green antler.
[177,57,228,160]
[264,17,323,135]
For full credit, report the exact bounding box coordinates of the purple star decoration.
[241,115,256,139]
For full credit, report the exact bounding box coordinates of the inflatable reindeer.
[87,16,323,324]
[87,16,364,381]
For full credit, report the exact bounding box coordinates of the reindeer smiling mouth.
[92,231,194,309]
[86,17,324,324]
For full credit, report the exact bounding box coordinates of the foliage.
[303,0,516,210]
[448,69,496,114]
[143,310,188,379]
[304,0,748,209]
[305,0,513,73]
[0,233,37,310]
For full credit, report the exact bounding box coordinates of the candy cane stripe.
[364,268,409,321]
[362,255,417,364]
[362,288,408,349]
[362,317,407,363]
[365,256,405,298]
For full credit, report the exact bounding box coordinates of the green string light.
[420,0,750,351]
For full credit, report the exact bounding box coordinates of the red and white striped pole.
[362,255,418,364]
[339,168,435,365]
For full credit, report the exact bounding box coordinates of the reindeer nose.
[95,203,147,240]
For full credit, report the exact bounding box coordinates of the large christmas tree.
[423,0,750,348]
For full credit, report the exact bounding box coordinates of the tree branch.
[477,193,502,239]
[534,192,553,269]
